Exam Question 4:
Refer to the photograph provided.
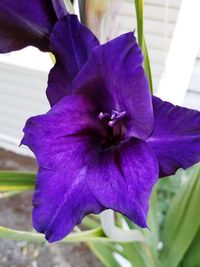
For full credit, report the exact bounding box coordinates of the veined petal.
[147,96,200,177]
[33,167,104,242]
[0,0,67,52]
[21,95,105,170]
[47,15,100,106]
[21,94,105,242]
[73,32,154,140]
[87,138,158,227]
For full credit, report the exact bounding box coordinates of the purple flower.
[1,5,200,243]
[0,0,67,52]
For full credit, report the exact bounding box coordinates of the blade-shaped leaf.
[0,171,35,191]
[160,164,200,267]
[89,242,121,267]
[118,242,160,267]
[182,226,200,267]
[145,185,159,257]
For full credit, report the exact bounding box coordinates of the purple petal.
[0,0,67,53]
[87,138,158,227]
[21,95,105,170]
[33,167,104,242]
[47,15,100,106]
[21,94,105,242]
[147,96,200,177]
[73,32,154,140]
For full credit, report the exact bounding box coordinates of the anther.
[98,110,126,127]
[108,119,118,127]
[98,112,111,120]
[111,110,126,120]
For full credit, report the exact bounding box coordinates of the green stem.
[134,0,144,48]
[134,0,153,93]
[0,226,111,243]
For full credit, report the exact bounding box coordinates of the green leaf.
[134,0,153,93]
[118,242,160,267]
[182,226,200,267]
[91,242,155,267]
[145,185,159,257]
[89,242,121,267]
[143,39,153,93]
[0,171,35,191]
[160,164,200,267]
[134,0,144,48]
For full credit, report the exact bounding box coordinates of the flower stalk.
[0,226,112,244]
[134,0,153,93]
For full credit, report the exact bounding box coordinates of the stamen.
[108,110,126,127]
[98,110,126,149]
[111,110,126,120]
[98,112,111,120]
[108,119,118,127]
[98,110,126,127]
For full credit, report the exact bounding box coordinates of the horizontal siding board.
[0,63,49,148]
[148,48,166,64]
[0,103,46,120]
[0,91,48,113]
[120,2,179,23]
[118,25,172,50]
[145,33,171,50]
[188,60,200,93]
[0,62,48,79]
[184,91,200,110]
[142,0,181,8]
[119,17,175,37]
[0,64,48,90]
[0,81,49,104]
[125,0,182,9]
[0,126,23,140]
[151,63,164,76]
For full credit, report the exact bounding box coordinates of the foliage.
[1,164,200,267]
[87,164,200,267]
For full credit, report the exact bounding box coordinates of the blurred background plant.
[0,0,200,266]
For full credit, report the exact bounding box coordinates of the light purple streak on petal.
[47,15,100,106]
[21,95,105,170]
[147,96,200,177]
[52,0,67,19]
[87,138,158,227]
[0,0,65,52]
[73,32,154,140]
[33,167,104,243]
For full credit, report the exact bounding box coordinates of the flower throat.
[98,110,126,149]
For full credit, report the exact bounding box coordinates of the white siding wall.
[185,55,200,110]
[0,62,49,155]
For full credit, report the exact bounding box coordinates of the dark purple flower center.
[98,110,126,149]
